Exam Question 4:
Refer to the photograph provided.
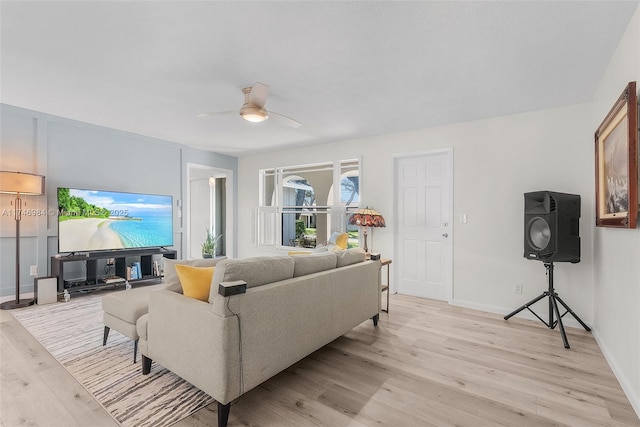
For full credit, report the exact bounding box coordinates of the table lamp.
[0,171,45,309]
[348,206,385,254]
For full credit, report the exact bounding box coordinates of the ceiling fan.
[197,82,302,128]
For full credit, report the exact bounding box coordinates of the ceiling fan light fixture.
[198,83,300,127]
[240,105,268,123]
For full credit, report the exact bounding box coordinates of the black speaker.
[524,191,580,263]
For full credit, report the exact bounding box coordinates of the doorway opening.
[187,163,234,259]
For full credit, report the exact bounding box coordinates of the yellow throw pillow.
[335,232,348,250]
[288,251,312,256]
[174,264,215,302]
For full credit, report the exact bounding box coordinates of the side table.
[380,258,391,313]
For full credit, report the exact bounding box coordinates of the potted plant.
[202,229,222,258]
[294,219,306,247]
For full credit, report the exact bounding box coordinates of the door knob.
[442,233,448,238]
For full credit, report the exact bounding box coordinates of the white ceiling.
[1,1,638,157]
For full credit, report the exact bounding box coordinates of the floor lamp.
[348,206,386,254]
[0,171,45,310]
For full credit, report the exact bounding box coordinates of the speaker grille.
[527,217,551,251]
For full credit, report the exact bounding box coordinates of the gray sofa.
[136,249,381,427]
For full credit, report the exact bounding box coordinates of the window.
[258,159,360,248]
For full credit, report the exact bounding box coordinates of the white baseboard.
[592,329,640,420]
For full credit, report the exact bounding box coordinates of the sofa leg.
[372,313,379,327]
[133,339,139,364]
[218,402,230,427]
[142,355,152,374]
[103,326,110,346]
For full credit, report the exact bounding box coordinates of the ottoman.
[102,286,160,363]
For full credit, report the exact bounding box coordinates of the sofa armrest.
[145,289,241,404]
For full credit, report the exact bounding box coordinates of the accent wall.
[0,104,238,298]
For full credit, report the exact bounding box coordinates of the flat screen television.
[57,187,173,253]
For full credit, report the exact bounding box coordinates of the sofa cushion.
[163,257,227,293]
[174,264,215,302]
[335,247,366,267]
[292,252,337,277]
[211,256,295,291]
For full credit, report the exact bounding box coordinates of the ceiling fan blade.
[269,112,302,128]
[196,110,236,118]
[249,82,270,108]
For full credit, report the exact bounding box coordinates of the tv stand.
[51,248,177,294]
[65,252,88,258]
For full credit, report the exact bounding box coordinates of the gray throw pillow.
[211,256,295,290]
[335,247,366,268]
[292,252,338,277]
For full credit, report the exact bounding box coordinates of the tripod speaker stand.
[504,262,590,348]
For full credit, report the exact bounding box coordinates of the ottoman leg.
[103,326,110,346]
[134,339,139,363]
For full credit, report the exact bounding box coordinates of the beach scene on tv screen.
[58,188,173,252]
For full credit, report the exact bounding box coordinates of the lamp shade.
[349,207,386,228]
[0,171,45,195]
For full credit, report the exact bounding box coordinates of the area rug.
[11,293,214,427]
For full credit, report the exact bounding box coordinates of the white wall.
[590,5,640,416]
[239,100,595,323]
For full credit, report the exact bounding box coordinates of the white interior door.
[395,150,452,301]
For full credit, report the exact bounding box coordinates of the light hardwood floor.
[1,294,638,427]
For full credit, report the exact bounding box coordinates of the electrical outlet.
[513,283,523,295]
[30,265,38,277]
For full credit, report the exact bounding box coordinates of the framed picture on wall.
[594,81,638,228]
